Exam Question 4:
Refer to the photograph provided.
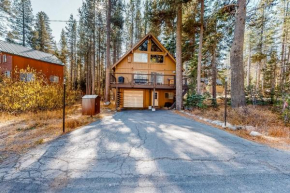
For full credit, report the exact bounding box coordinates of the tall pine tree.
[7,0,34,46]
[32,11,54,53]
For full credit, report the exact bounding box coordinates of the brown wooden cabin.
[111,34,188,110]
[0,41,64,83]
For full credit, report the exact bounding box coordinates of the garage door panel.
[124,90,143,108]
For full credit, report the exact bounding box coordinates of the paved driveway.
[1,110,290,193]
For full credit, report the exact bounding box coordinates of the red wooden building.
[0,40,64,83]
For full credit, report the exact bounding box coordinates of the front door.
[152,91,159,107]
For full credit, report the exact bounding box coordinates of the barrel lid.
[82,95,99,99]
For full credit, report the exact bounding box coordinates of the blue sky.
[31,0,83,43]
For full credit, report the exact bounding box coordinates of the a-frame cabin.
[110,34,187,110]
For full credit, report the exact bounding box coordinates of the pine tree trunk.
[22,1,25,47]
[197,0,204,95]
[230,0,246,108]
[92,1,96,95]
[247,39,251,87]
[176,3,183,110]
[105,0,112,102]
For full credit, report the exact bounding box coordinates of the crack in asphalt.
[1,111,290,192]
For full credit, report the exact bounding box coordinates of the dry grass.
[0,102,114,163]
[180,105,290,150]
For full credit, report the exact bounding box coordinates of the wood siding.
[117,88,174,109]
[0,52,64,83]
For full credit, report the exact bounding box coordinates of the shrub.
[0,67,81,113]
[185,93,209,109]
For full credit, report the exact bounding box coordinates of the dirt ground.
[175,105,290,151]
[0,102,115,163]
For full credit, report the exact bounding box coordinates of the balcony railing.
[110,73,188,89]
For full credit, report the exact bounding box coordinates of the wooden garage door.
[124,90,144,108]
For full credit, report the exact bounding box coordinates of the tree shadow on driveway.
[1,110,290,193]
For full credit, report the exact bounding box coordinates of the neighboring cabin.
[110,34,188,109]
[201,78,225,96]
[0,41,64,83]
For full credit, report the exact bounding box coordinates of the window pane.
[150,55,164,63]
[3,55,7,63]
[26,73,34,82]
[5,71,11,78]
[138,40,148,51]
[151,40,162,52]
[20,73,26,81]
[151,72,164,84]
[134,53,148,63]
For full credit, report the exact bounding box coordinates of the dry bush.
[65,119,82,129]
[190,105,290,138]
[0,67,81,113]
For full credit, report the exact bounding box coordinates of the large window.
[138,40,148,51]
[151,40,162,52]
[150,55,164,63]
[134,53,148,63]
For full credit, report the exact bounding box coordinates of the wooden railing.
[110,73,188,89]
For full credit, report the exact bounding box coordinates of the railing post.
[154,73,157,87]
[131,73,134,86]
[174,75,176,87]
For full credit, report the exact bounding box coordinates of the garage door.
[124,90,144,108]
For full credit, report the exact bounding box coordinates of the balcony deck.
[110,73,188,90]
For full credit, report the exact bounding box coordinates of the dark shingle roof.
[0,40,63,65]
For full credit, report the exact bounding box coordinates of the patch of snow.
[250,131,262,137]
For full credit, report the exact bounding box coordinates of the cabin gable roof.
[0,40,63,66]
[111,34,175,70]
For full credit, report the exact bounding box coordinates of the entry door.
[152,91,159,107]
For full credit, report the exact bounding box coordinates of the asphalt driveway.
[0,110,290,193]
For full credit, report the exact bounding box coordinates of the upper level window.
[20,73,34,82]
[151,40,162,52]
[50,75,59,83]
[150,55,164,63]
[134,53,148,63]
[138,40,148,51]
[3,55,7,63]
